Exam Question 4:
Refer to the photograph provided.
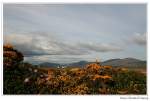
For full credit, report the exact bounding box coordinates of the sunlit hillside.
[3,44,146,94]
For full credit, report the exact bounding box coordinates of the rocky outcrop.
[3,44,23,68]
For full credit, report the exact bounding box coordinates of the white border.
[1,0,149,3]
[0,0,149,101]
[0,0,3,97]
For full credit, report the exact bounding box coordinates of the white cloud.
[132,33,146,45]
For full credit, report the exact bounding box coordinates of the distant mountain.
[67,61,89,67]
[101,58,146,68]
[39,58,146,69]
[39,62,60,68]
[39,61,89,68]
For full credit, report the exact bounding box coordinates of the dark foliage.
[3,44,146,94]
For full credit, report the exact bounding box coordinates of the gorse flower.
[3,45,146,94]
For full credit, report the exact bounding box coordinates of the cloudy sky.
[3,4,147,64]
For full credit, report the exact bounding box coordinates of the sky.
[3,4,147,64]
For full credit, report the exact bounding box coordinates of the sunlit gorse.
[3,44,146,94]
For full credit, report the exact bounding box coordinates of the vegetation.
[3,44,146,94]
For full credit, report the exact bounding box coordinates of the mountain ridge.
[39,57,146,69]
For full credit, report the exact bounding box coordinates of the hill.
[102,58,146,68]
[39,62,60,68]
[67,61,89,67]
[39,58,146,69]
[3,44,146,94]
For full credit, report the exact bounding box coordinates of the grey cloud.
[78,42,123,52]
[3,33,89,57]
[24,54,96,64]
[132,33,146,45]
[4,33,47,56]
[4,33,123,58]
